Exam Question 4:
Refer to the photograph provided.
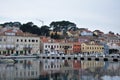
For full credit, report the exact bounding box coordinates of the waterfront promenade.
[0,54,120,62]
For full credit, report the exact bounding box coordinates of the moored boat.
[0,59,15,63]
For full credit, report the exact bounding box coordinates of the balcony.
[23,47,32,50]
[6,47,15,50]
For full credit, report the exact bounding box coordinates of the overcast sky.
[0,0,120,33]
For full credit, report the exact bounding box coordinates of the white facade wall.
[107,43,120,52]
[42,42,73,54]
[43,43,60,53]
[15,36,40,55]
[0,35,40,55]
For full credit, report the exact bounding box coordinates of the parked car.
[89,54,96,57]
[95,53,105,57]
[109,54,120,58]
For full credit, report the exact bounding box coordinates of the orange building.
[73,42,81,54]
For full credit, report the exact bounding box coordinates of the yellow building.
[81,41,104,53]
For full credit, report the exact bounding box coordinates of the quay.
[39,55,120,62]
[0,55,120,62]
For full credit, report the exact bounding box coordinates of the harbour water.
[0,58,120,80]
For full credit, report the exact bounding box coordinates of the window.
[54,65,56,68]
[32,40,35,42]
[28,71,30,76]
[48,65,50,68]
[31,71,34,75]
[36,40,38,42]
[25,39,27,42]
[4,38,6,41]
[21,39,23,42]
[51,45,53,49]
[87,47,89,49]
[48,45,50,48]
[17,39,19,42]
[45,65,47,68]
[29,39,31,42]
[0,38,2,41]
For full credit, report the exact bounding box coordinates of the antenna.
[36,19,44,26]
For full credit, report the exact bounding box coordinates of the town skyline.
[0,0,120,33]
[0,21,119,34]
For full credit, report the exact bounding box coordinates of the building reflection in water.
[0,59,120,80]
[0,59,40,80]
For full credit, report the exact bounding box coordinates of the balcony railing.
[23,47,32,50]
[6,47,15,50]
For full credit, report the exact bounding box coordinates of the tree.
[20,22,41,35]
[50,33,54,39]
[54,31,60,39]
[50,20,77,32]
[40,25,50,36]
[0,22,21,27]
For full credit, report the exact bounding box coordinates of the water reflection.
[0,59,120,80]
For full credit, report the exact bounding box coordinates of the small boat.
[0,59,15,63]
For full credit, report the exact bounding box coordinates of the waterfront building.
[59,41,73,54]
[99,42,109,55]
[43,41,60,54]
[15,36,40,55]
[107,43,120,53]
[73,42,81,54]
[0,27,40,55]
[103,43,109,54]
[81,41,104,54]
[101,33,120,53]
[40,37,73,54]
[40,37,60,53]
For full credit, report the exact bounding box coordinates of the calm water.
[0,59,120,80]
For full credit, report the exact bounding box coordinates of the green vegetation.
[50,20,77,31]
[0,20,77,39]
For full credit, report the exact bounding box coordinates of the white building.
[40,37,73,54]
[80,30,93,36]
[107,43,120,52]
[0,27,40,55]
[43,42,60,53]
